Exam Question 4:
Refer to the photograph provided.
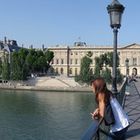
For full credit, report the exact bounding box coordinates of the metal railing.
[117,78,128,107]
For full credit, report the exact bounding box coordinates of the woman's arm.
[91,93,105,120]
[98,93,105,118]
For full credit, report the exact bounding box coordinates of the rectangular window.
[75,59,78,64]
[70,59,73,64]
[133,58,137,66]
[75,68,77,76]
[61,59,64,64]
[56,59,59,64]
[60,68,63,74]
[69,68,72,74]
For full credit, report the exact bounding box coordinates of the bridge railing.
[117,77,128,107]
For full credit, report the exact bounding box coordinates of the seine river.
[0,90,96,140]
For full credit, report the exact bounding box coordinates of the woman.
[90,78,128,140]
[90,78,112,122]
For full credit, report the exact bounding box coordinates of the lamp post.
[107,0,125,94]
[125,58,129,76]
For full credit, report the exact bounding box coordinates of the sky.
[0,0,139,48]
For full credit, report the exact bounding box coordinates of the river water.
[0,90,96,140]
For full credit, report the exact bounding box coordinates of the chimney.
[4,37,7,44]
[42,44,45,50]
[30,45,33,49]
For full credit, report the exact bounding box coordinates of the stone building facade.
[48,42,140,77]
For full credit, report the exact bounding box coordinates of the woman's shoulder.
[97,92,105,101]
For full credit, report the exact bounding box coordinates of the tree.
[94,64,101,78]
[75,56,93,84]
[25,49,54,74]
[45,50,54,64]
[105,52,119,67]
[37,56,46,73]
[94,57,102,77]
[2,55,10,81]
[11,52,21,80]
[101,68,112,84]
[18,48,29,80]
[1,48,54,81]
[0,59,2,77]
[94,52,122,84]
[25,49,36,74]
[117,68,123,83]
[45,50,54,72]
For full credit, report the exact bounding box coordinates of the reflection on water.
[0,90,96,140]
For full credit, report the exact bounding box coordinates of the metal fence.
[117,78,128,107]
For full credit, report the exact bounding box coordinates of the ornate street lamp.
[107,0,125,94]
[125,58,129,76]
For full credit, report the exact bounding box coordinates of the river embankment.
[0,84,92,92]
[0,76,117,92]
[0,76,92,92]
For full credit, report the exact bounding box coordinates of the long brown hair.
[91,77,111,104]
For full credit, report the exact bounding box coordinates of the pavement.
[26,76,82,87]
[125,80,140,140]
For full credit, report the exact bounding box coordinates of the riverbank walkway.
[125,79,140,140]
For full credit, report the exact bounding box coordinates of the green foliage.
[94,52,122,84]
[25,49,54,74]
[75,56,94,84]
[45,50,54,64]
[105,52,119,67]
[2,48,54,81]
[106,52,113,67]
[101,68,112,84]
[94,64,101,78]
[95,57,102,68]
[2,56,10,80]
[117,69,123,83]
[11,52,20,80]
[0,59,2,76]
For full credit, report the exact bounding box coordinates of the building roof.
[0,40,21,53]
[48,43,140,51]
[121,43,140,49]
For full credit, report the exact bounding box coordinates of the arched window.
[56,68,58,74]
[75,68,77,76]
[69,68,72,75]
[60,68,64,74]
[132,68,137,76]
